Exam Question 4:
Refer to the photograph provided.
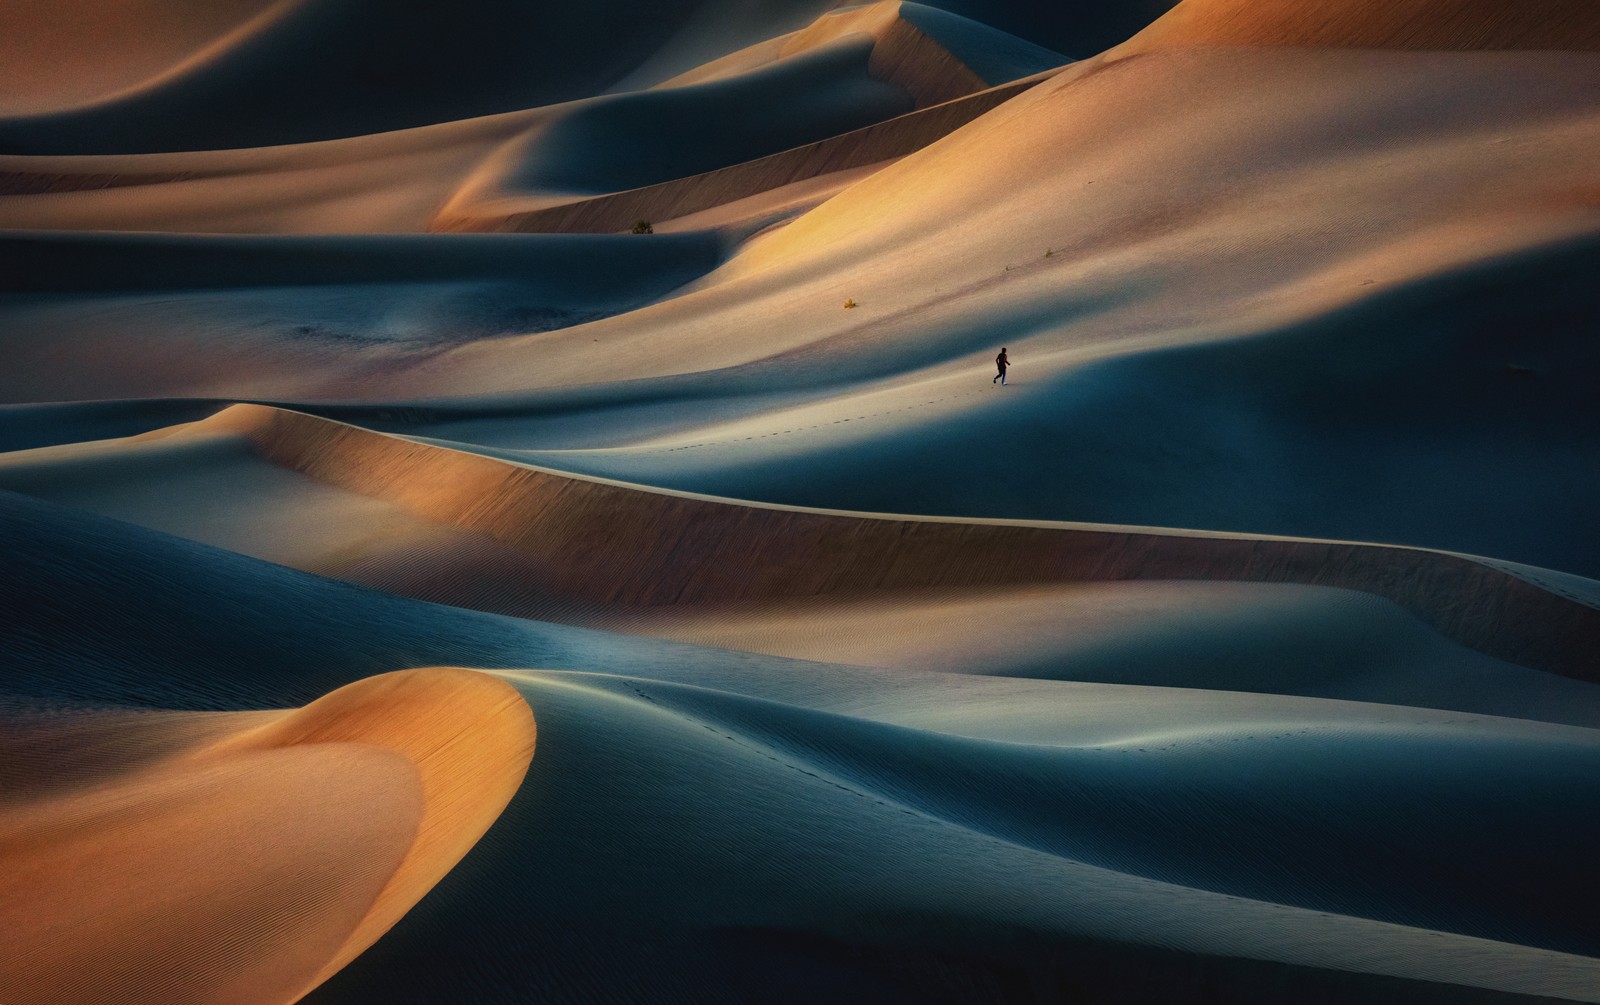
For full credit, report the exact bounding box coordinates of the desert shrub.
[631,220,653,234]
[842,298,858,309]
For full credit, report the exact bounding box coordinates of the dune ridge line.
[0,667,535,1005]
[201,403,1599,680]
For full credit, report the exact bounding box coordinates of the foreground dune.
[0,668,535,1004]
[3,490,1598,1002]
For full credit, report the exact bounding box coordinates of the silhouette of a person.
[993,347,1010,385]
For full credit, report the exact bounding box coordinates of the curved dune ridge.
[0,668,535,1005]
[6,491,1597,1001]
[16,402,1583,682]
[0,0,853,154]
[432,1,1066,235]
[1124,0,1600,52]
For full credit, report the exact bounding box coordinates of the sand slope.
[4,0,1599,999]
[0,668,534,1005]
[1124,0,1600,53]
[2,405,1594,685]
[4,489,1598,1003]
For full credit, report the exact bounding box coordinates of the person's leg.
[1000,369,1007,385]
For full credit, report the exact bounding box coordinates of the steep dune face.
[1125,0,1600,52]
[0,668,534,1005]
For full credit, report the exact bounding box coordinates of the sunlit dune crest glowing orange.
[0,668,535,1005]
[1125,0,1600,52]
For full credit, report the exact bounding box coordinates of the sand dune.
[0,230,723,400]
[409,45,1600,574]
[4,489,1599,1002]
[0,668,533,1005]
[5,0,1599,999]
[3,404,1594,685]
[434,71,1052,234]
[0,111,537,233]
[0,0,859,154]
[0,0,292,117]
[1123,0,1600,53]
[434,3,1065,235]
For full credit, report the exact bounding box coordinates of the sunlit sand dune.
[1123,0,1600,52]
[2,404,1594,685]
[0,113,536,233]
[0,668,534,1005]
[3,490,1599,1002]
[3,0,1599,999]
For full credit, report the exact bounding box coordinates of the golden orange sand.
[0,668,535,1005]
[1123,0,1600,52]
[0,0,293,115]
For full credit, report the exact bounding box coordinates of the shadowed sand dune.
[0,230,723,399]
[0,668,534,1005]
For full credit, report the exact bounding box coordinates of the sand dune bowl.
[0,669,535,1005]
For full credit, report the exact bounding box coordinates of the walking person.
[993,347,1011,385]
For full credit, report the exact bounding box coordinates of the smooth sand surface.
[3,404,1594,683]
[0,668,534,1005]
[1122,0,1600,53]
[4,0,1599,1000]
[0,0,292,116]
[5,485,1599,1002]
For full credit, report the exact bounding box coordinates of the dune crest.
[433,1,1065,235]
[1124,0,1600,52]
[0,668,535,1005]
[115,403,1594,681]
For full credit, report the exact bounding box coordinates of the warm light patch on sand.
[0,668,535,1005]
[1124,0,1600,52]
